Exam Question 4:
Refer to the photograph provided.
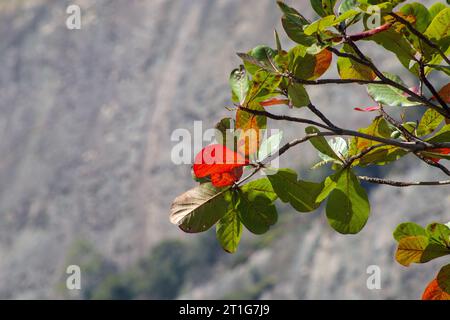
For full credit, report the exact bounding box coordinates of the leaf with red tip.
[422,265,450,300]
[354,106,381,112]
[432,83,450,103]
[424,148,450,163]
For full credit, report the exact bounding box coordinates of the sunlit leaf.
[216,192,243,253]
[306,126,342,161]
[337,44,376,80]
[417,108,444,136]
[257,131,283,162]
[230,66,250,104]
[326,169,370,234]
[289,46,332,80]
[393,222,427,241]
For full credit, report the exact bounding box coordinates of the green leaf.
[216,192,243,253]
[215,117,235,147]
[367,29,416,73]
[274,29,282,53]
[316,171,342,202]
[429,3,447,21]
[426,223,450,248]
[258,131,284,162]
[355,145,408,166]
[170,183,230,233]
[367,73,422,107]
[306,126,342,161]
[423,8,450,70]
[339,0,359,15]
[268,168,324,213]
[238,179,278,234]
[304,15,337,35]
[393,222,427,241]
[349,116,393,152]
[437,264,450,295]
[288,45,332,80]
[311,0,337,17]
[277,1,316,46]
[417,108,444,136]
[238,45,278,75]
[288,83,310,107]
[427,124,450,143]
[425,8,450,42]
[337,44,376,80]
[229,66,250,104]
[326,169,370,234]
[399,2,431,33]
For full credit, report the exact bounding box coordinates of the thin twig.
[358,176,450,187]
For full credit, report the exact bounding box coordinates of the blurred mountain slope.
[0,0,447,299]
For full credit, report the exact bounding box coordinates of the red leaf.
[422,278,450,300]
[354,106,381,112]
[193,144,248,186]
[210,167,244,187]
[260,98,290,107]
[426,148,450,163]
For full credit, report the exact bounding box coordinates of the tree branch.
[238,106,433,151]
[419,61,449,111]
[358,176,450,187]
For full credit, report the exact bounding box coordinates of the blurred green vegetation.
[60,207,304,299]
[60,232,227,299]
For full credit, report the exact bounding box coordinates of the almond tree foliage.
[170,0,450,299]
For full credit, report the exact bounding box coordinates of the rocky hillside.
[0,0,448,299]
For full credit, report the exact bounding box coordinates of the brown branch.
[358,176,450,187]
[379,105,423,143]
[419,61,449,111]
[285,73,383,86]
[238,106,431,151]
[344,144,386,168]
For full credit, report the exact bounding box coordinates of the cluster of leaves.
[170,0,450,299]
[393,222,450,299]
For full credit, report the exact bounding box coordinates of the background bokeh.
[0,0,448,299]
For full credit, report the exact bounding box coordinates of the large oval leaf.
[216,197,243,254]
[326,169,370,234]
[238,178,278,234]
[170,183,230,233]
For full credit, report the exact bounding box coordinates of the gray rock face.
[0,0,447,299]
